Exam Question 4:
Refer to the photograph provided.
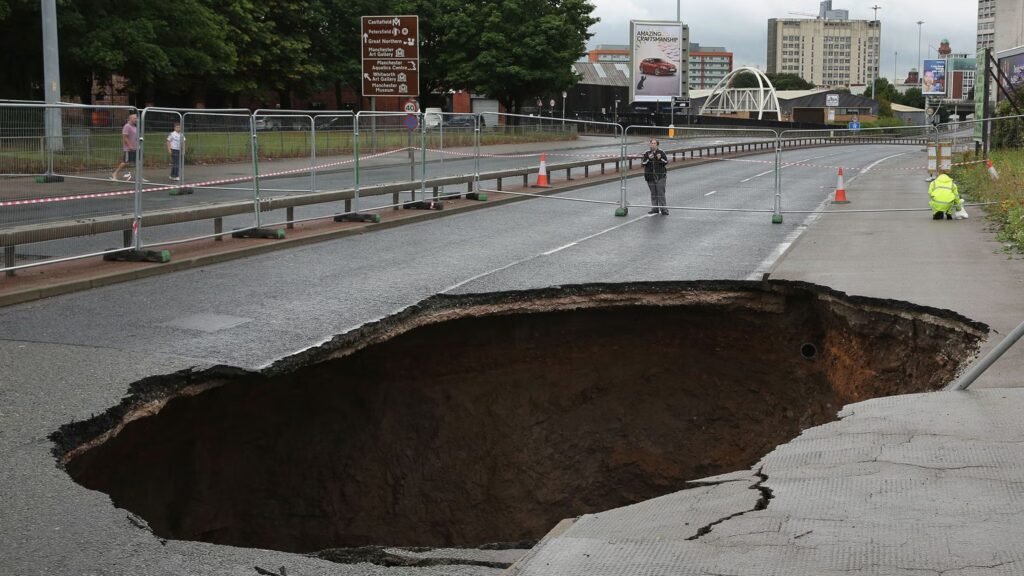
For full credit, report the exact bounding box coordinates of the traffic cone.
[832,167,850,204]
[532,153,551,188]
[987,159,1000,181]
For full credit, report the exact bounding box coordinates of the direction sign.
[362,15,419,97]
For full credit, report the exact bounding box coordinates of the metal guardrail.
[0,134,928,254]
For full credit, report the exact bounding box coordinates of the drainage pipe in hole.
[949,319,1024,391]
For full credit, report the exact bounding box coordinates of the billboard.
[630,21,687,103]
[921,59,947,96]
[996,45,1024,103]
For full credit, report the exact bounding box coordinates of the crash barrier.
[4,104,1017,276]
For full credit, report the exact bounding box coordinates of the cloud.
[588,0,978,81]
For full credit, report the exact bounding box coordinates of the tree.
[900,87,925,109]
[0,0,44,100]
[861,78,900,103]
[215,1,323,108]
[444,0,597,117]
[766,73,814,90]
[53,0,236,106]
[728,72,813,90]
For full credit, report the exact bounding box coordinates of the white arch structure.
[700,67,782,121]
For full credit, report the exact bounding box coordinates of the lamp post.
[917,21,925,85]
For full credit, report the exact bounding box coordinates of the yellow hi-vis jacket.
[928,174,961,214]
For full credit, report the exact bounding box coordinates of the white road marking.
[738,153,837,183]
[740,170,774,183]
[443,213,655,292]
[704,190,718,196]
[746,150,912,281]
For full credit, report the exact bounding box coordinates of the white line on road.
[443,213,655,292]
[745,150,912,282]
[740,170,774,183]
[738,153,837,183]
[704,190,718,196]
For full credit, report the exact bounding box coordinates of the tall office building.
[978,0,996,53]
[994,0,1024,52]
[689,44,734,89]
[767,2,881,88]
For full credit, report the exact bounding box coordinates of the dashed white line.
[704,190,718,196]
[443,213,655,292]
[745,150,913,281]
[739,153,838,183]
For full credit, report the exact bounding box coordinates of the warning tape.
[1,147,998,208]
[0,147,411,208]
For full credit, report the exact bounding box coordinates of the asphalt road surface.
[5,137,897,265]
[0,141,928,576]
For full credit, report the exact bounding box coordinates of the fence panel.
[0,103,138,274]
[477,112,620,193]
[777,124,933,218]
[623,125,781,217]
[136,108,258,248]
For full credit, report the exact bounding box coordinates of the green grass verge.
[951,148,1024,252]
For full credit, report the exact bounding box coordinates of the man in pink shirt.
[111,113,139,181]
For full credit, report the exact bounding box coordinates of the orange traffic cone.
[987,159,1000,181]
[832,167,850,204]
[533,153,551,188]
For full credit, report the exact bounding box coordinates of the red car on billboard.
[639,57,677,76]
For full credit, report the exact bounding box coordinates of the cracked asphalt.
[4,140,1024,575]
[509,390,1024,576]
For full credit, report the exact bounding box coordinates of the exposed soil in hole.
[51,281,986,555]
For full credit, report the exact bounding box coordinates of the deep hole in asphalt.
[50,280,986,555]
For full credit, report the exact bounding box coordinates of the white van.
[423,107,443,129]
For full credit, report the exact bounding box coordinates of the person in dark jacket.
[641,139,669,215]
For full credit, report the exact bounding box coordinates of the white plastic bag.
[954,206,969,220]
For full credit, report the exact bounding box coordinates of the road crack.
[685,468,774,541]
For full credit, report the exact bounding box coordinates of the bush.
[951,149,1024,252]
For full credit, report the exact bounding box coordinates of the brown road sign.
[362,15,419,97]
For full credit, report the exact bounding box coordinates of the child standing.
[166,122,185,181]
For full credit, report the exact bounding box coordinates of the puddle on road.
[51,281,985,554]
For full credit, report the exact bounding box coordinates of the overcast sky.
[586,0,978,81]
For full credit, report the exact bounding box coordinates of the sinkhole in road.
[52,281,985,555]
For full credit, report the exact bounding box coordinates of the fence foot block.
[35,175,64,184]
[169,187,195,196]
[403,200,443,211]
[465,192,488,201]
[335,213,381,224]
[103,249,172,264]
[231,228,286,240]
[615,207,628,217]
[771,214,784,224]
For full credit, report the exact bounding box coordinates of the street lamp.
[917,21,924,85]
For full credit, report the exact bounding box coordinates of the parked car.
[255,116,310,131]
[442,115,479,128]
[639,58,677,76]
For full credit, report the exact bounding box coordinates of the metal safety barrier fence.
[3,103,1021,277]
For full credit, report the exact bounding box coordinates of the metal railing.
[2,104,1021,276]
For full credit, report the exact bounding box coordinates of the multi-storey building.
[767,1,881,89]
